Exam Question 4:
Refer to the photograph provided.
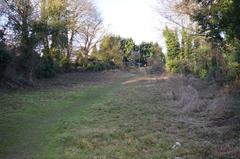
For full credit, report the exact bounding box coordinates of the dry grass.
[122,73,240,158]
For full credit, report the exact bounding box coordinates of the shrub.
[198,69,208,80]
[86,62,94,70]
[86,60,115,71]
[93,62,106,71]
[166,59,182,74]
[35,55,56,78]
[0,45,12,80]
[59,56,72,72]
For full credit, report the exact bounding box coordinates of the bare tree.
[155,0,197,32]
[67,0,90,57]
[68,0,104,63]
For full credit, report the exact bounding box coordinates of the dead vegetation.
[123,73,240,158]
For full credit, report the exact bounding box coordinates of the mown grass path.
[0,72,132,159]
[1,87,110,158]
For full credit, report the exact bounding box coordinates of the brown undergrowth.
[123,73,240,158]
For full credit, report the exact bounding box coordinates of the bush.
[0,45,12,80]
[59,56,72,72]
[86,60,115,71]
[92,62,106,71]
[166,59,182,74]
[35,55,56,78]
[86,62,94,70]
[198,69,208,80]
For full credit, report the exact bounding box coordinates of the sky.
[94,0,170,52]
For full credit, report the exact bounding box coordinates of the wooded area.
[0,0,165,87]
[161,0,240,84]
[1,0,240,87]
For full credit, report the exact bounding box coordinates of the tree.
[39,0,51,57]
[1,0,40,81]
[174,0,240,81]
[73,0,104,66]
[0,29,12,80]
[0,0,107,81]
[153,42,165,62]
[192,36,213,79]
[68,0,100,59]
[181,28,192,59]
[179,28,194,73]
[162,26,213,77]
[34,0,70,74]
[194,0,240,81]
[139,42,155,64]
[186,0,240,42]
[163,27,181,73]
[120,38,135,62]
[97,35,123,68]
[47,0,68,66]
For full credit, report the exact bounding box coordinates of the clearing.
[0,71,240,159]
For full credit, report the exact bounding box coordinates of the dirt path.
[0,71,240,159]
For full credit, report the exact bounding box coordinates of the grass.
[0,72,176,159]
[1,72,239,159]
[0,85,116,158]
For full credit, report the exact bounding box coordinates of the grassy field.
[0,71,240,159]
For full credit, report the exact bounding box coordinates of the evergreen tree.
[98,35,123,68]
[163,27,181,73]
[120,38,135,62]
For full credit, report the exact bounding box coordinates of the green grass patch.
[0,73,188,159]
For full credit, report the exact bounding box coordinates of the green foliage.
[194,0,240,42]
[0,30,12,80]
[192,37,212,79]
[224,39,240,81]
[139,42,155,63]
[166,59,182,73]
[97,35,123,68]
[163,26,214,78]
[49,48,63,69]
[0,45,12,80]
[133,42,164,65]
[198,68,208,80]
[45,0,68,67]
[120,38,135,62]
[1,0,168,82]
[91,36,164,69]
[179,0,240,82]
[181,28,192,60]
[163,28,180,60]
[59,56,72,72]
[153,42,165,62]
[163,27,181,73]
[75,50,85,67]
[86,60,115,71]
[18,46,34,73]
[36,55,56,78]
[1,0,70,80]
